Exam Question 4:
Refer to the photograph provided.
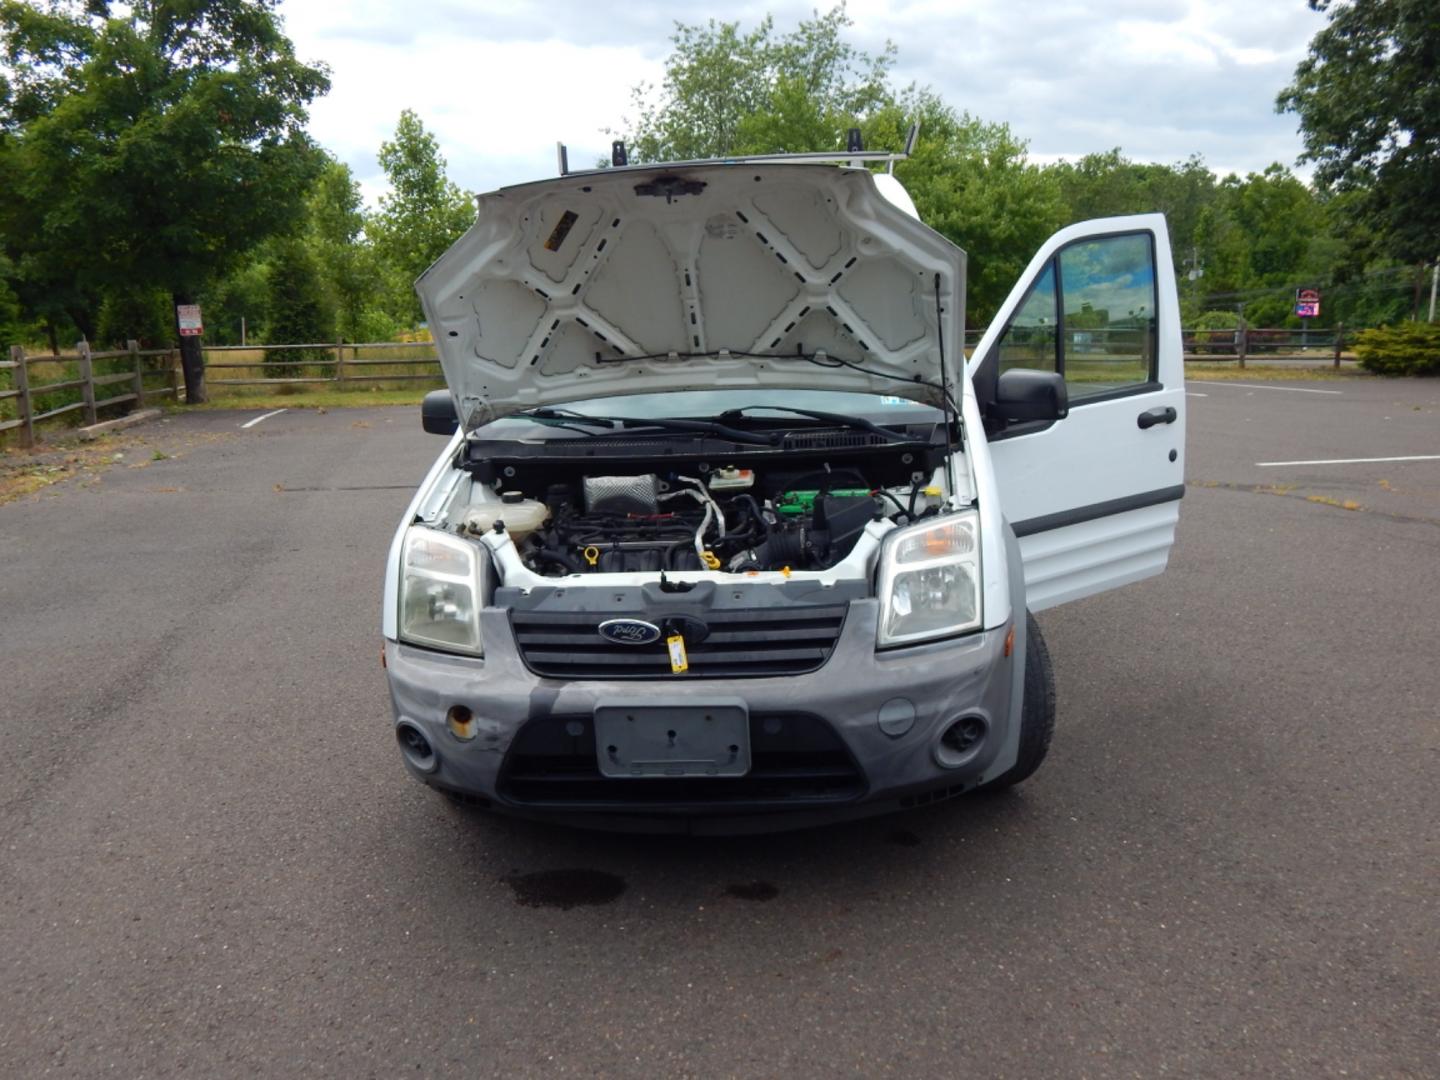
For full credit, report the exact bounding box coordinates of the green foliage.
[95,285,172,349]
[1352,323,1440,376]
[1278,0,1440,264]
[305,155,384,340]
[200,254,271,346]
[895,93,1063,326]
[0,0,330,332]
[368,109,474,325]
[621,4,893,162]
[263,239,332,372]
[1193,310,1241,331]
[1053,150,1216,250]
[0,252,21,350]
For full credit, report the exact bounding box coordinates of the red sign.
[1295,289,1320,318]
[176,304,203,337]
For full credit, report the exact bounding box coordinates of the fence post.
[77,339,97,425]
[11,344,34,449]
[169,348,181,403]
[334,338,345,383]
[1333,322,1344,369]
[129,340,144,405]
[1237,321,1248,369]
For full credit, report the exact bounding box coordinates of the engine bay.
[457,453,955,579]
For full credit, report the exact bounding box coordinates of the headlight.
[876,512,982,647]
[399,527,484,655]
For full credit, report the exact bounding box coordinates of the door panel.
[971,215,1185,611]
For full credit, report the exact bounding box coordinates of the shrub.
[1192,309,1241,331]
[1352,323,1440,376]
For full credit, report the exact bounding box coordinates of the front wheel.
[983,611,1056,790]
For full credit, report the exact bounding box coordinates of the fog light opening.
[935,714,989,768]
[446,705,478,741]
[396,722,438,772]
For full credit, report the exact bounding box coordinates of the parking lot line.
[240,408,287,429]
[1204,382,1343,395]
[1256,454,1440,468]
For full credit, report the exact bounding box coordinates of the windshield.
[473,389,942,440]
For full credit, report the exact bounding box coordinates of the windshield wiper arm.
[523,408,777,446]
[716,405,925,444]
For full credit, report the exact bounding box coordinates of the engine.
[465,466,933,578]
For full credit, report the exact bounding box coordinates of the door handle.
[1137,406,1178,430]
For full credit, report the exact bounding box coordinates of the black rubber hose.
[663,538,695,570]
[534,548,584,573]
[875,489,910,520]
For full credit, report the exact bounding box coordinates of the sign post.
[1295,288,1321,352]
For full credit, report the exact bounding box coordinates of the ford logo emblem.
[598,618,662,646]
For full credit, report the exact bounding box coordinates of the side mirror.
[992,369,1068,423]
[421,389,459,435]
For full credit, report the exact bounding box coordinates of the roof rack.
[556,122,919,178]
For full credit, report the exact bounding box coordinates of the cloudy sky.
[278,0,1326,205]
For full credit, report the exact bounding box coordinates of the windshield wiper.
[521,408,778,447]
[715,404,929,444]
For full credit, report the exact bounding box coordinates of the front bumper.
[385,600,1018,833]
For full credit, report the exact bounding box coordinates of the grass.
[1183,362,1366,382]
[0,433,154,505]
[177,386,436,410]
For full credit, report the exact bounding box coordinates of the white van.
[382,148,1185,832]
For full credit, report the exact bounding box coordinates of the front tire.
[983,611,1055,790]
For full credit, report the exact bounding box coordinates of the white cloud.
[275,0,1325,203]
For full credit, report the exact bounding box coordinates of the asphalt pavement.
[1,379,1435,1078]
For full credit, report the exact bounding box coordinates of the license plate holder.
[593,698,750,778]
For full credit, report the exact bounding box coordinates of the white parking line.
[240,408,287,429]
[1186,392,1209,398]
[1257,454,1440,468]
[1204,382,1343,395]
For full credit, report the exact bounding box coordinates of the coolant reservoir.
[463,491,549,543]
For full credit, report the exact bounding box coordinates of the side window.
[1058,234,1157,401]
[996,262,1058,375]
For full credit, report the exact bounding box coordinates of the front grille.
[510,603,848,678]
[498,712,865,808]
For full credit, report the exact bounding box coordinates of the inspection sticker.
[666,634,689,674]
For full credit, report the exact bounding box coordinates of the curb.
[77,408,163,441]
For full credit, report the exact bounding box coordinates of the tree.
[95,285,173,349]
[263,238,331,373]
[0,0,330,399]
[1277,0,1440,265]
[0,253,21,350]
[304,154,384,341]
[1051,150,1216,255]
[872,91,1064,326]
[367,109,474,326]
[620,4,894,162]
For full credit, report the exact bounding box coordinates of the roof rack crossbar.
[553,122,919,178]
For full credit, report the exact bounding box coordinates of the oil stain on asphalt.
[723,881,780,901]
[504,869,626,909]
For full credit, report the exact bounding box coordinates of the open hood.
[416,163,966,428]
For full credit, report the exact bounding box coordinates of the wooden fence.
[960,324,1355,368]
[1,325,1362,447]
[1,341,180,448]
[203,341,442,386]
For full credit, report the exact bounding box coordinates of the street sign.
[1295,288,1320,318]
[176,304,204,337]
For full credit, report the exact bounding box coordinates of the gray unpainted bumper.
[385,595,1024,833]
